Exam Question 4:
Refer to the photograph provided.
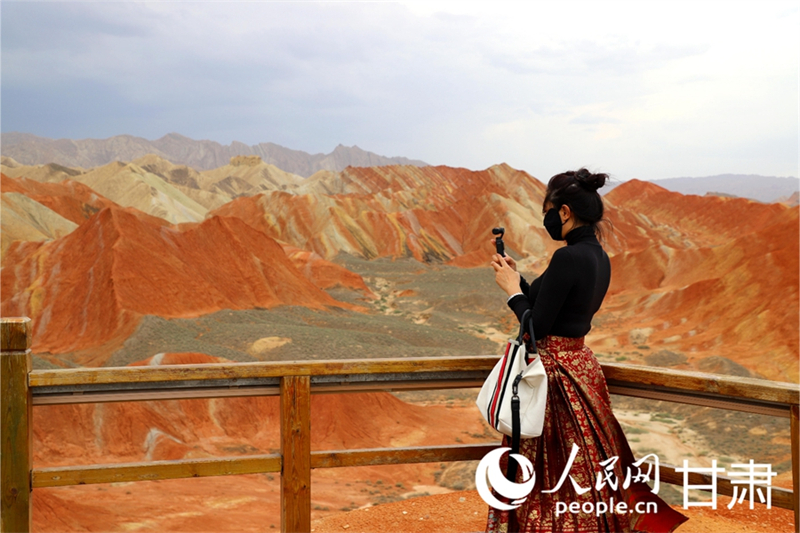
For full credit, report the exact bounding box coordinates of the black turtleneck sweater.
[507,225,611,340]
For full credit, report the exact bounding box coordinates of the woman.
[486,169,687,533]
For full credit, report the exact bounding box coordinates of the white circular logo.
[475,447,536,510]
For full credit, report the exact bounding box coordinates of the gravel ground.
[310,490,796,533]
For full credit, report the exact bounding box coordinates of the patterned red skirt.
[484,336,688,533]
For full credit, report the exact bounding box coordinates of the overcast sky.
[1,1,797,181]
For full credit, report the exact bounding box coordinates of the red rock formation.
[605,179,790,249]
[600,180,799,381]
[1,173,122,225]
[1,208,357,363]
[211,164,552,267]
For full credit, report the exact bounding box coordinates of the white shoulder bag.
[476,309,548,473]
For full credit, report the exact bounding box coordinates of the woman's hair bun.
[572,168,608,192]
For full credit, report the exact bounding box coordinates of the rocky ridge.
[1,132,428,176]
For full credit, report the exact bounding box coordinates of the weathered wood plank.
[608,384,790,418]
[791,405,799,531]
[1,317,32,533]
[29,356,498,387]
[32,454,281,487]
[281,375,311,533]
[603,363,800,406]
[310,444,498,469]
[656,461,795,512]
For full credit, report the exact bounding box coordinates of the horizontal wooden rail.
[311,443,496,469]
[34,454,282,488]
[603,364,800,406]
[29,357,498,387]
[31,373,488,405]
[607,384,792,418]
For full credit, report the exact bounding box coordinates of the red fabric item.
[485,336,688,533]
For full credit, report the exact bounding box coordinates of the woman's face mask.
[543,208,565,241]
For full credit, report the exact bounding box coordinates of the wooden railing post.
[280,375,311,533]
[1,318,33,533]
[791,404,799,533]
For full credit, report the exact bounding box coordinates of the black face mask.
[543,208,565,241]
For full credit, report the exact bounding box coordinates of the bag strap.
[519,309,538,355]
[506,309,537,482]
[506,373,522,482]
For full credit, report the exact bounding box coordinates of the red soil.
[310,490,796,533]
[32,483,796,533]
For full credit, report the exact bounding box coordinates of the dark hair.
[543,168,609,238]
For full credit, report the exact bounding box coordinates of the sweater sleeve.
[519,275,530,295]
[529,275,543,304]
[507,248,577,339]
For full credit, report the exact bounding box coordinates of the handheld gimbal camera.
[492,227,505,256]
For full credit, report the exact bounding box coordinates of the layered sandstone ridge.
[1,173,121,224]
[1,193,77,255]
[2,158,552,262]
[596,180,798,381]
[2,157,213,223]
[2,155,307,223]
[213,163,558,268]
[1,191,363,363]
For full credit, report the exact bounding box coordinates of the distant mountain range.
[0,132,428,177]
[604,174,799,204]
[3,132,797,203]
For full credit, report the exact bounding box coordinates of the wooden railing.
[2,316,799,533]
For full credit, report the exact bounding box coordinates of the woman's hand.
[487,240,517,271]
[491,254,521,296]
